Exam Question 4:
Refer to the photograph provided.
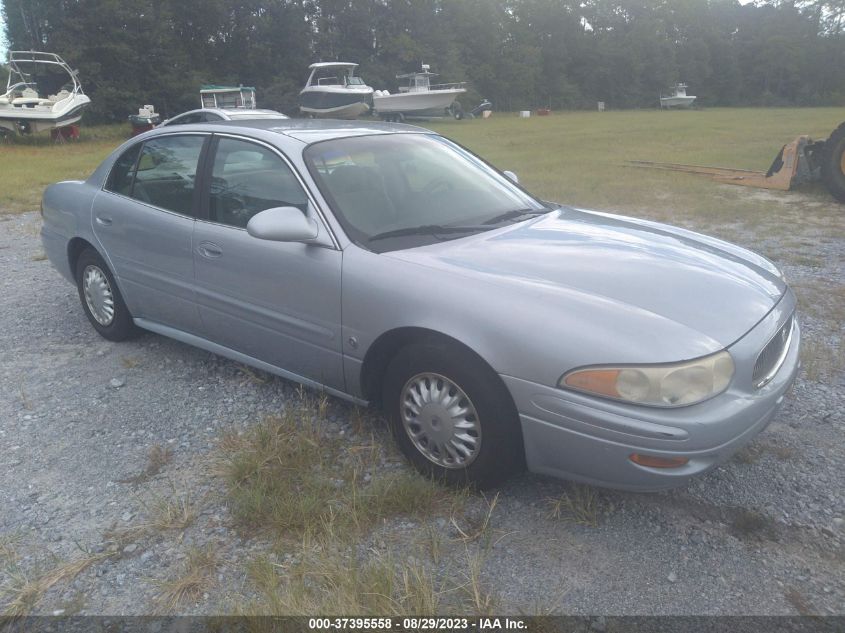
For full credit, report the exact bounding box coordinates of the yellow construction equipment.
[629,122,845,203]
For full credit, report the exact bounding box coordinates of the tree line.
[2,0,844,121]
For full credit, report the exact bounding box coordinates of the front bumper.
[504,294,800,491]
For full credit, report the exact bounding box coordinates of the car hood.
[386,207,785,349]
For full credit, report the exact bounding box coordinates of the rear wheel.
[821,122,845,203]
[382,340,524,488]
[75,248,139,341]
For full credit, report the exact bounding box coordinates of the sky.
[0,10,6,61]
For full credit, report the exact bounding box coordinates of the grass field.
[427,107,845,227]
[0,108,843,219]
[0,124,128,214]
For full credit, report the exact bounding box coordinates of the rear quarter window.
[104,143,142,196]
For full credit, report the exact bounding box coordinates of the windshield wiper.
[482,208,549,225]
[369,224,491,242]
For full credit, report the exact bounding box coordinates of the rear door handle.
[95,215,113,226]
[197,241,222,258]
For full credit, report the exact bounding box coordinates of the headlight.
[559,350,734,407]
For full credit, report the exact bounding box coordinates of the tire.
[75,248,139,341]
[450,103,464,120]
[382,340,525,488]
[821,122,845,203]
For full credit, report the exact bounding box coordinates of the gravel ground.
[0,199,843,617]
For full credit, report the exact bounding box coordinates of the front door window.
[208,137,309,228]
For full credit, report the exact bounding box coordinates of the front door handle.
[95,215,113,226]
[197,241,222,258]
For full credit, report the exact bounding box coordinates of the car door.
[92,133,208,334]
[192,134,345,390]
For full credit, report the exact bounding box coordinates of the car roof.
[207,118,429,143]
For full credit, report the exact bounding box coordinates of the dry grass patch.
[800,338,844,382]
[240,547,441,616]
[729,507,778,541]
[784,586,815,615]
[220,398,505,616]
[450,492,499,546]
[219,406,460,542]
[792,279,845,323]
[120,355,140,369]
[118,443,173,484]
[105,489,198,547]
[0,536,18,565]
[18,384,32,411]
[546,484,603,527]
[788,279,845,381]
[150,492,198,532]
[238,541,502,617]
[238,364,270,385]
[458,547,497,616]
[1,551,112,617]
[154,546,217,614]
[736,440,795,464]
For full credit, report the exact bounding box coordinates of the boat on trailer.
[299,62,374,119]
[0,51,91,135]
[660,83,697,109]
[200,85,257,110]
[373,64,466,121]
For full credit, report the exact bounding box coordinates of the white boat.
[200,85,257,109]
[660,83,697,109]
[373,64,466,120]
[299,63,373,119]
[0,51,91,134]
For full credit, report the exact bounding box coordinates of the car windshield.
[304,134,546,252]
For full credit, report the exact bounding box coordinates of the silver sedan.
[40,120,800,490]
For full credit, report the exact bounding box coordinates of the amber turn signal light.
[629,453,689,469]
[563,369,620,398]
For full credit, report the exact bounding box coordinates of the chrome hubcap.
[400,372,481,469]
[83,265,114,326]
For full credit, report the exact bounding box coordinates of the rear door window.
[130,135,206,216]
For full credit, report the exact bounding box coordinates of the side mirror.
[503,170,519,184]
[246,206,319,243]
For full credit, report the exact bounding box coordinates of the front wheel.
[821,122,845,203]
[382,341,524,488]
[75,248,139,341]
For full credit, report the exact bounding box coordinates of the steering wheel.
[423,177,454,195]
